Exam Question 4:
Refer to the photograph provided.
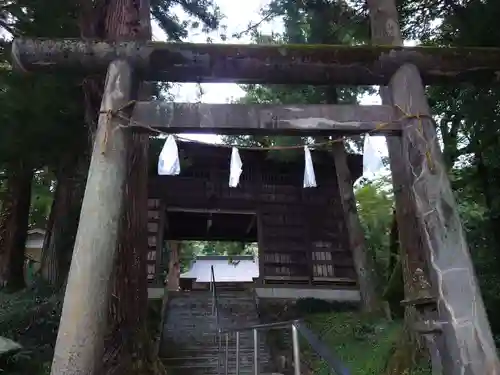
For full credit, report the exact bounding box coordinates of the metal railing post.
[236,331,240,375]
[292,323,301,375]
[253,328,259,375]
[218,320,351,375]
[217,330,222,375]
[225,333,229,375]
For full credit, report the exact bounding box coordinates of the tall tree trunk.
[105,133,150,374]
[56,0,152,373]
[101,0,153,373]
[40,155,88,288]
[0,161,33,291]
[474,140,500,256]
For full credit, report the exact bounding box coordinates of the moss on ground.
[302,311,431,375]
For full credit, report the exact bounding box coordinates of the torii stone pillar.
[50,60,135,375]
[367,0,500,374]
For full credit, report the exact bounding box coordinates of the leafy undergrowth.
[302,311,431,375]
[0,287,61,375]
[0,288,166,375]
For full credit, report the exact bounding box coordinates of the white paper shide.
[303,146,317,188]
[362,134,384,178]
[229,147,243,187]
[158,135,181,176]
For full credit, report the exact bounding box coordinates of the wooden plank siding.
[147,141,361,288]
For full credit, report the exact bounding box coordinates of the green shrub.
[0,288,60,374]
[302,312,431,375]
[295,298,358,315]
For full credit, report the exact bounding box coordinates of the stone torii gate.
[10,5,500,375]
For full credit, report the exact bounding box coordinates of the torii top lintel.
[11,38,500,86]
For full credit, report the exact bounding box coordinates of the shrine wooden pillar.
[167,240,181,291]
[50,60,135,375]
[331,142,378,311]
[367,0,500,373]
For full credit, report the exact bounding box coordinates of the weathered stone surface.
[391,63,500,375]
[130,102,398,135]
[49,60,134,375]
[11,38,500,85]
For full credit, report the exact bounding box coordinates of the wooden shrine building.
[146,140,363,302]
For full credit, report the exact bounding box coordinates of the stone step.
[167,293,256,303]
[164,367,258,375]
[162,362,270,371]
[161,348,268,357]
[161,343,269,354]
[162,290,274,375]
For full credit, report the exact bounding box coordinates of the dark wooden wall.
[257,179,356,286]
[148,141,362,287]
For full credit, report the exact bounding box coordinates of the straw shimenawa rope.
[99,100,435,153]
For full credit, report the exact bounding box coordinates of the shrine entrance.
[165,208,257,242]
[146,139,362,302]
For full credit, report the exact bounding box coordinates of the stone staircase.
[161,289,273,375]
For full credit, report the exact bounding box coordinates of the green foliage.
[0,288,170,375]
[29,170,54,229]
[150,0,221,41]
[355,177,394,285]
[303,312,430,375]
[0,0,224,232]
[295,297,358,314]
[226,0,375,156]
[0,288,61,375]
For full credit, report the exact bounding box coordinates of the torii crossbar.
[11,38,500,85]
[12,33,500,375]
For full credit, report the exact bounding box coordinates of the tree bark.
[102,0,153,374]
[40,155,88,288]
[0,161,33,291]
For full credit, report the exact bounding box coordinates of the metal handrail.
[219,319,298,334]
[294,321,351,375]
[218,320,351,375]
[210,265,223,375]
[210,265,221,329]
[210,267,350,375]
